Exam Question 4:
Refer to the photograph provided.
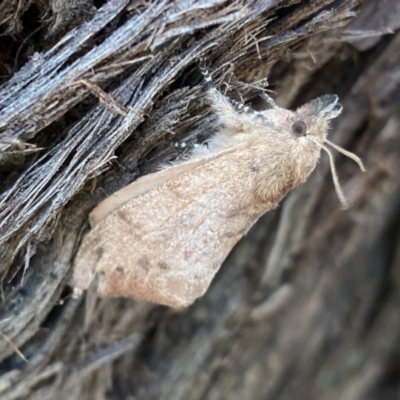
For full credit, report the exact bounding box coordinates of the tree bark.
[1,0,400,399]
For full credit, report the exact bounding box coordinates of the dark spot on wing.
[98,270,106,276]
[116,209,131,225]
[249,164,260,173]
[138,256,150,272]
[225,207,245,219]
[116,266,125,274]
[158,262,169,270]
[94,247,104,262]
[132,222,143,230]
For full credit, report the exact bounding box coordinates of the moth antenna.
[324,138,366,172]
[310,138,349,209]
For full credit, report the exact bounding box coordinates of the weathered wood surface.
[1,0,400,399]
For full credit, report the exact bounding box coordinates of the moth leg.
[199,59,270,133]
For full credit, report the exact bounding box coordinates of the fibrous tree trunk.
[1,1,400,399]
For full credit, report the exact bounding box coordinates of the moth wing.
[74,146,268,307]
[89,156,213,227]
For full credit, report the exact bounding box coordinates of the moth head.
[294,94,342,142]
[232,92,364,209]
[294,94,365,209]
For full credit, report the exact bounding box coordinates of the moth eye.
[292,120,307,136]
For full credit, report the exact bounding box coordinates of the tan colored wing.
[89,157,209,227]
[73,144,276,308]
[89,148,236,227]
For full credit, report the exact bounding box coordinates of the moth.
[73,63,365,308]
